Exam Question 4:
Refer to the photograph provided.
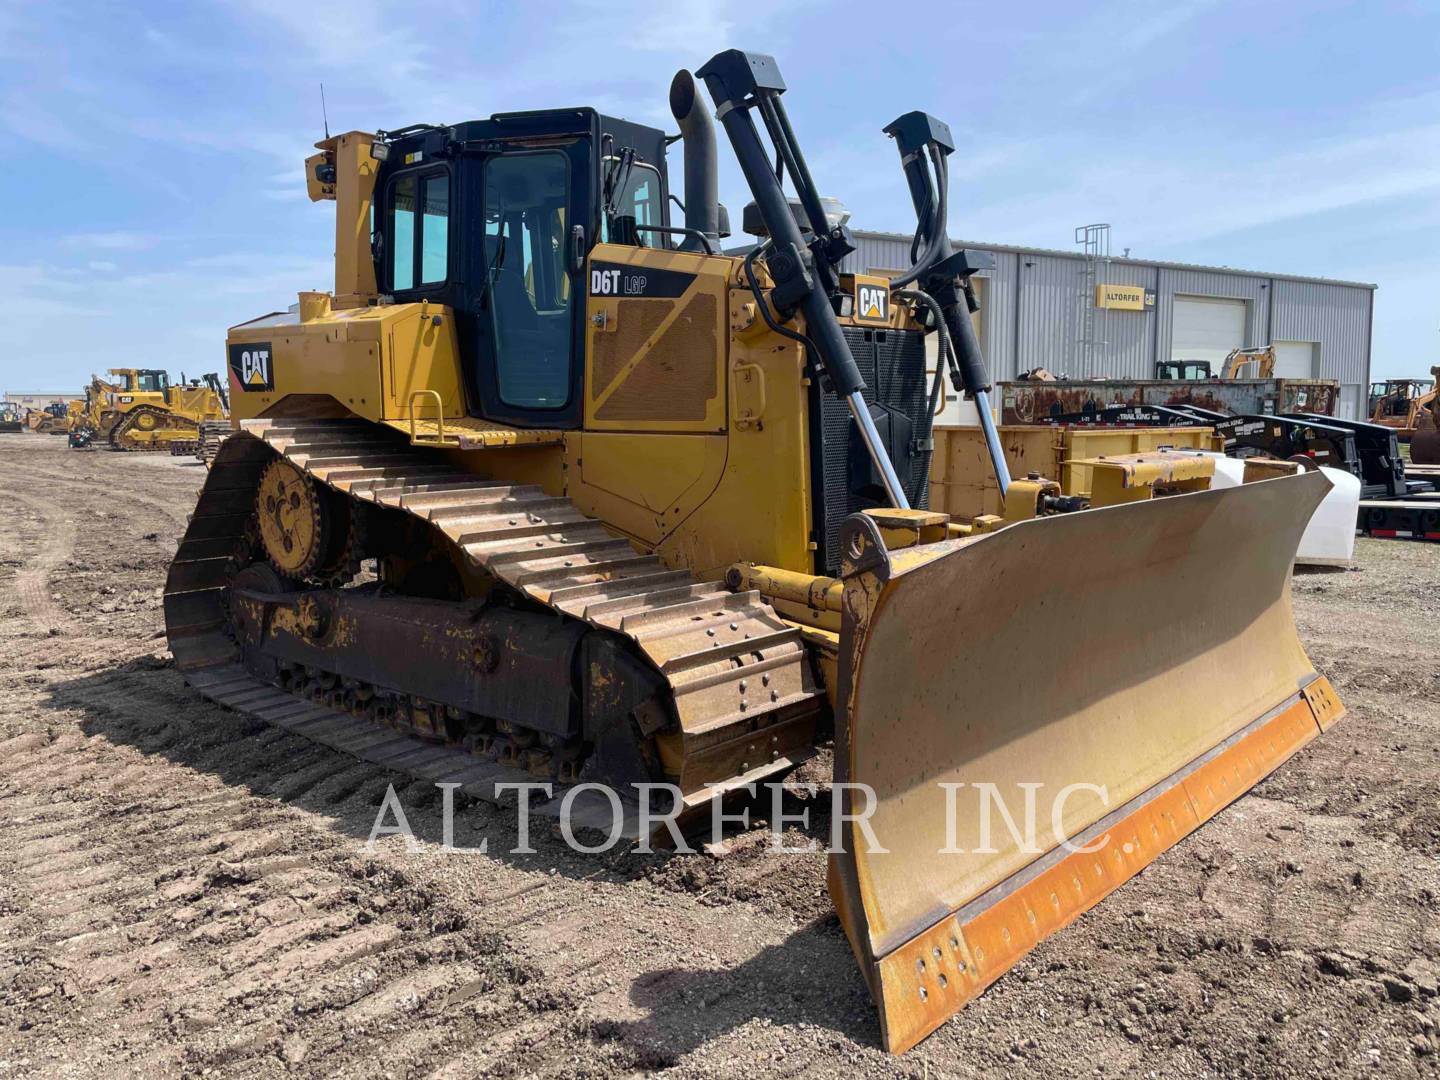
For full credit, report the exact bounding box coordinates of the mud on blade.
[828,470,1345,1053]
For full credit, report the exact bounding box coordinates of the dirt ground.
[2,432,1438,1079]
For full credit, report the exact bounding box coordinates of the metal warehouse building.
[1,391,82,409]
[843,231,1376,419]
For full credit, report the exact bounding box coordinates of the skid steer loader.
[163,50,1344,1053]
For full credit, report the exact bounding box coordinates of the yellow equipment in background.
[71,368,228,451]
[1220,345,1276,379]
[163,51,1343,1054]
[68,373,121,447]
[1412,366,1440,465]
[1368,373,1437,442]
[29,401,78,435]
[0,402,22,433]
[928,422,1223,520]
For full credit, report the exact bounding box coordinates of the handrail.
[407,389,446,445]
[630,224,717,255]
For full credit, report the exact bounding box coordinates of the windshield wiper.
[476,227,506,311]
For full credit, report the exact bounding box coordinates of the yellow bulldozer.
[163,51,1344,1053]
[68,368,228,451]
[28,400,79,435]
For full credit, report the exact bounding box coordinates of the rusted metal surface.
[1000,379,1340,424]
[1413,432,1440,466]
[230,588,587,738]
[827,472,1340,1052]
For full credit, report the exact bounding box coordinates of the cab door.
[468,138,592,429]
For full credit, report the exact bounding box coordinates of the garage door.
[1171,296,1246,369]
[1272,340,1317,379]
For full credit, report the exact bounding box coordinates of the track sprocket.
[256,458,328,579]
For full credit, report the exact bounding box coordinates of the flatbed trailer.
[1357,493,1440,541]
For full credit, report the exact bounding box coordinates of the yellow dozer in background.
[68,368,228,451]
[163,51,1344,1053]
[28,401,79,435]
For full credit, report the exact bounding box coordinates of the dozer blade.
[828,470,1345,1053]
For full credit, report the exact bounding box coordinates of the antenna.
[320,83,330,139]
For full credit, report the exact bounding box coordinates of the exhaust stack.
[669,69,720,247]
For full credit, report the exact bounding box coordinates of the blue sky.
[2,0,1437,393]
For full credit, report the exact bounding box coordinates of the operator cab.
[1156,360,1212,380]
[370,111,680,429]
[1368,378,1433,418]
[113,369,170,394]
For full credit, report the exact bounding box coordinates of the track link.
[164,418,823,828]
[110,404,203,453]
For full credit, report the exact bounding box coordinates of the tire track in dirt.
[16,465,195,526]
[6,421,1440,1077]
[0,717,550,1077]
[7,490,79,636]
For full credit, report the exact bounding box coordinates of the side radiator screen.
[812,326,930,576]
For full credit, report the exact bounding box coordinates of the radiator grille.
[814,326,930,575]
[594,293,718,423]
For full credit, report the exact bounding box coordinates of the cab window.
[601,160,663,243]
[136,371,167,393]
[421,175,449,283]
[481,151,572,410]
[386,170,450,291]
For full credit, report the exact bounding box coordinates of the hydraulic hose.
[890,147,949,289]
[895,288,955,507]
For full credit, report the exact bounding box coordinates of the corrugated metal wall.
[844,233,1374,414]
[1270,279,1374,388]
[1153,267,1270,356]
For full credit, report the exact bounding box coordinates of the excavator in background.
[1155,346,1277,381]
[1220,345,1276,379]
[0,402,22,433]
[68,369,228,452]
[163,51,1344,1053]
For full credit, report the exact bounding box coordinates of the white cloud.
[0,92,88,151]
[62,231,159,252]
[222,0,432,79]
[0,250,332,392]
[1110,0,1223,54]
[568,0,735,53]
[952,85,1440,257]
